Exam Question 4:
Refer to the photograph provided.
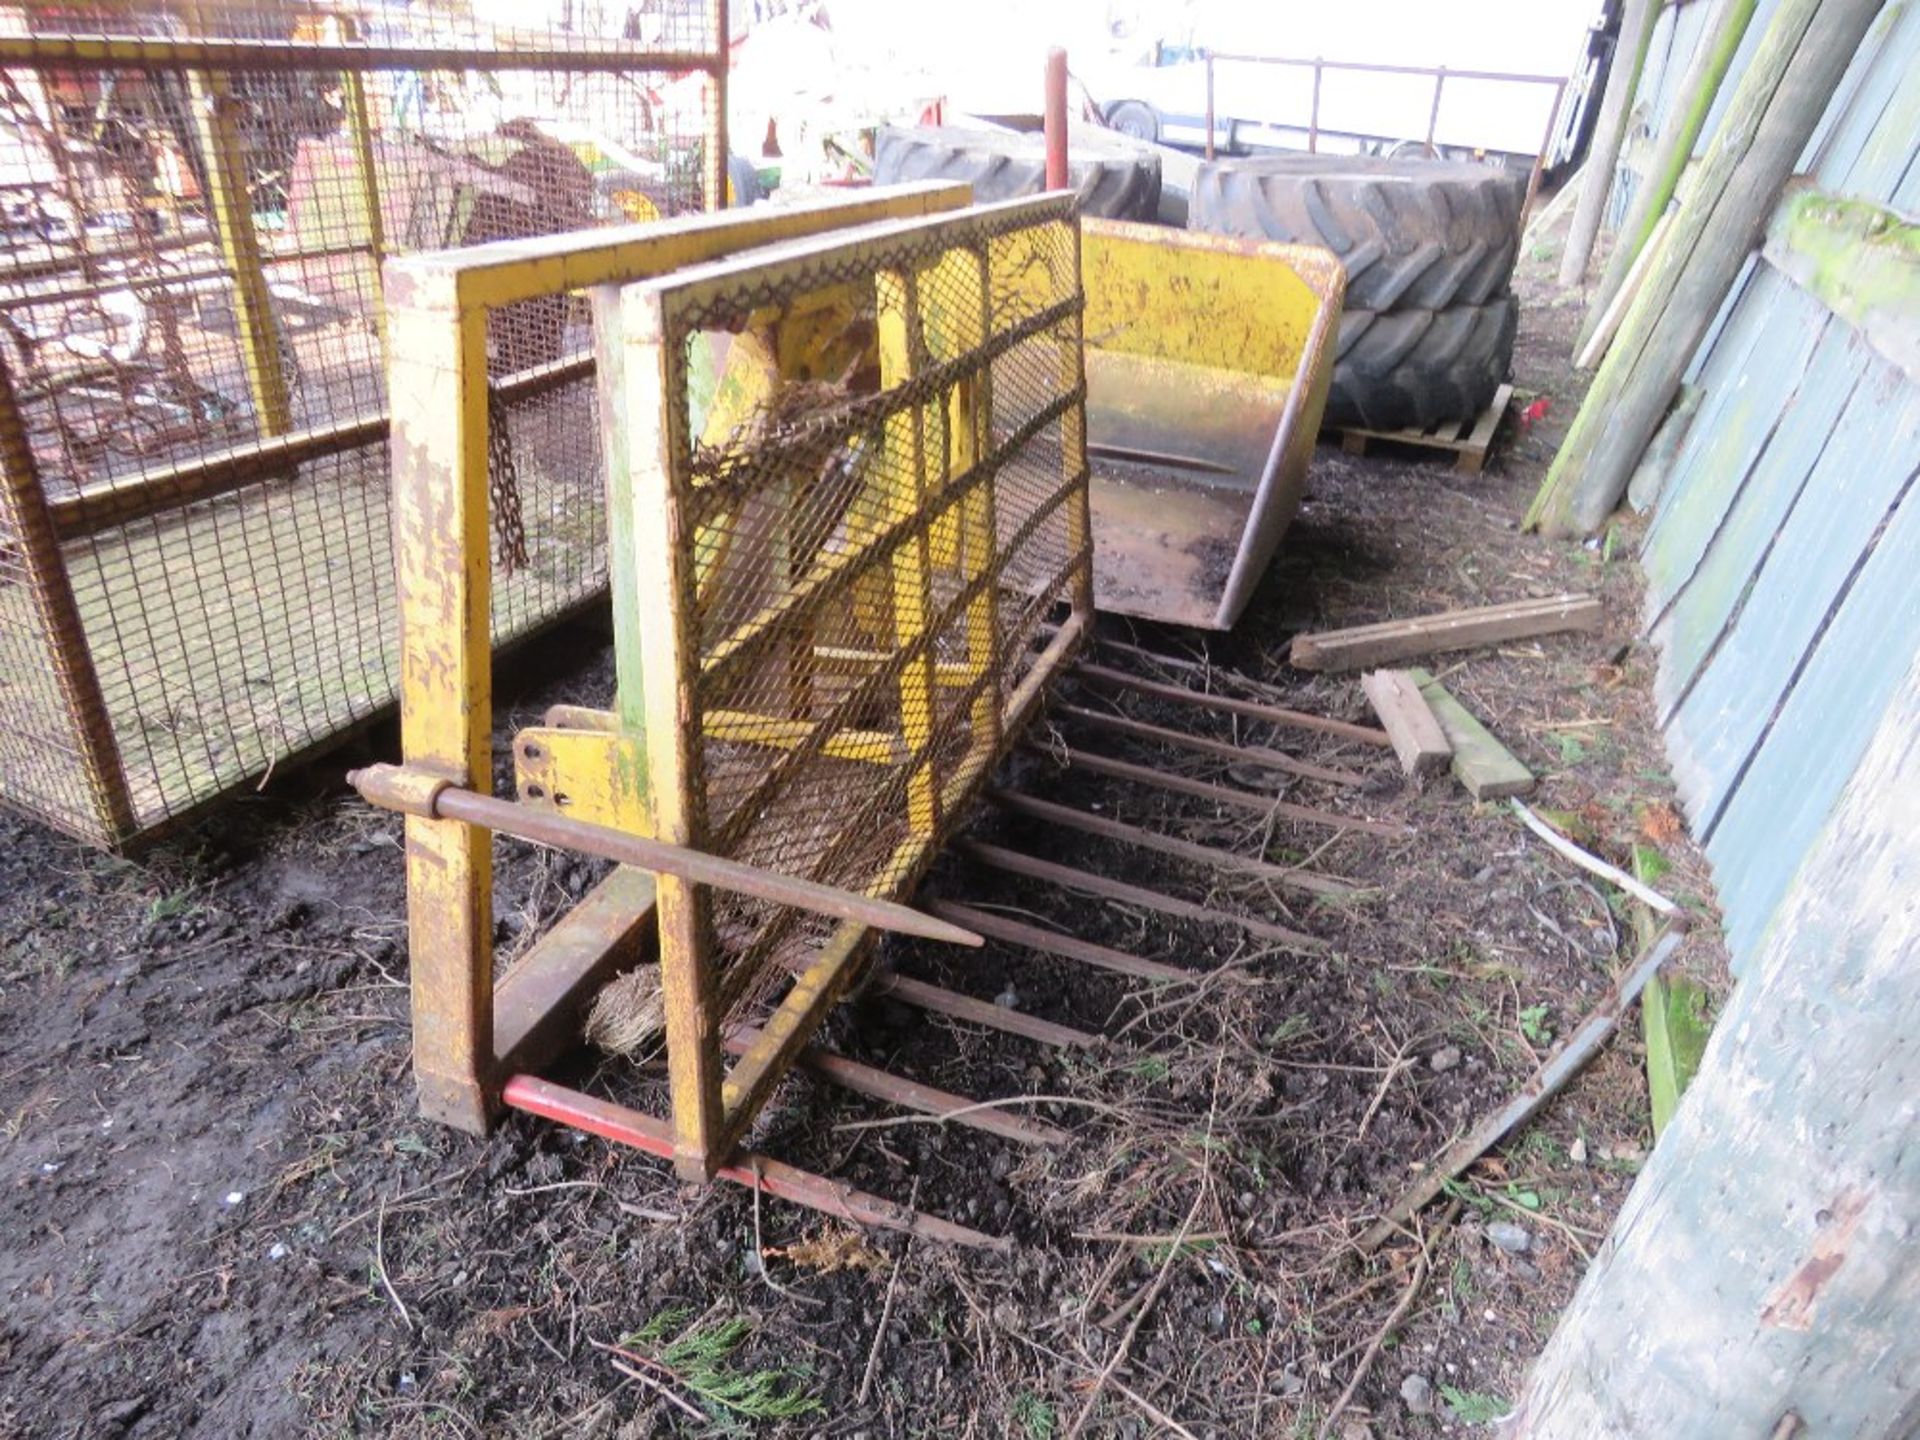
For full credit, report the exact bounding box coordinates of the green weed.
[1012,1391,1056,1439]
[1441,1386,1510,1423]
[619,1307,820,1424]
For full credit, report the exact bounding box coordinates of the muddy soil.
[0,227,1727,1439]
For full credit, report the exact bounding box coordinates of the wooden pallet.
[1338,382,1513,474]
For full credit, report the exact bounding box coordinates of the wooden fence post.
[1577,0,1758,345]
[1559,0,1658,288]
[1526,0,1886,539]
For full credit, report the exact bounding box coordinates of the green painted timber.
[1407,668,1533,800]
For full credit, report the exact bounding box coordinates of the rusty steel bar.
[349,763,982,948]
[1031,741,1408,839]
[723,1028,1069,1147]
[1074,660,1392,747]
[873,973,1102,1049]
[0,359,137,842]
[1056,703,1368,788]
[958,839,1325,951]
[0,34,724,73]
[927,900,1189,984]
[500,1074,1010,1249]
[988,788,1360,899]
[1044,48,1069,189]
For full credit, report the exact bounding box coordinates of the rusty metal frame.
[590,194,1091,1179]
[378,188,1091,1206]
[0,11,739,848]
[380,183,974,1134]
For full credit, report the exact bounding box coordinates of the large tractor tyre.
[1328,296,1516,432]
[874,125,1161,221]
[1191,155,1524,313]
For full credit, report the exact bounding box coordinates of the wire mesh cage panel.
[584,194,1092,1169]
[0,1,726,845]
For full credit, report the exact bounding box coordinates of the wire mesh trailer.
[356,192,1091,1190]
[0,1,731,847]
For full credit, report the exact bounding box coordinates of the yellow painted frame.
[384,184,974,1133]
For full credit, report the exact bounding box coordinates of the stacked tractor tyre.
[873,125,1162,222]
[1190,155,1524,432]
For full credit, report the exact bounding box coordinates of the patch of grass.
[618,1306,820,1424]
[1126,1056,1170,1084]
[146,888,197,924]
[1267,1014,1313,1048]
[1518,1004,1553,1045]
[1550,731,1589,765]
[1012,1391,1056,1439]
[1441,1385,1510,1424]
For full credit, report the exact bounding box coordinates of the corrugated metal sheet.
[1639,5,1919,972]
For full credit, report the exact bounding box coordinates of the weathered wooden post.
[1579,0,1760,344]
[1526,0,1888,539]
[1508,652,1920,1437]
[1559,0,1659,289]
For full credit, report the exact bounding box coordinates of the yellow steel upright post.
[704,0,730,211]
[877,266,940,837]
[1053,221,1094,617]
[386,268,494,1132]
[185,53,293,435]
[340,21,389,356]
[597,280,724,1181]
[951,246,1001,760]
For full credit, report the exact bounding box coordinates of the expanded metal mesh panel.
[0,1,722,843]
[635,200,1089,1022]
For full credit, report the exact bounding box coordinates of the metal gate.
[0,1,727,845]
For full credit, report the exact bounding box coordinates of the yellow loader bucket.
[1082,220,1345,630]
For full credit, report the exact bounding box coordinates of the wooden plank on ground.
[1408,667,1534,799]
[1289,593,1602,672]
[1360,670,1452,777]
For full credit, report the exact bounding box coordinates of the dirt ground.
[0,223,1730,1439]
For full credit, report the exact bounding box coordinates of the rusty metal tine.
[349,766,982,948]
[988,788,1361,898]
[1054,704,1368,788]
[927,900,1190,984]
[500,1075,1010,1250]
[957,838,1326,951]
[1026,739,1409,839]
[1077,656,1393,749]
[870,974,1103,1049]
[722,1029,1069,1147]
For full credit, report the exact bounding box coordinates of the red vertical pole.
[1044,47,1069,191]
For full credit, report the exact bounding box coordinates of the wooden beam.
[1558,0,1658,287]
[1529,0,1889,538]
[1361,670,1452,778]
[1578,0,1758,348]
[1289,594,1602,672]
[1409,668,1533,800]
